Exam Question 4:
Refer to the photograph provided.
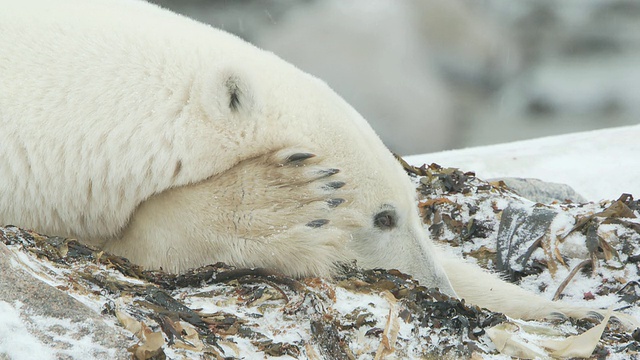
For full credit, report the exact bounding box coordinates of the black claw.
[319,168,340,177]
[609,316,623,325]
[325,181,346,189]
[306,219,329,228]
[548,312,569,321]
[287,153,315,163]
[327,198,345,208]
[587,311,605,321]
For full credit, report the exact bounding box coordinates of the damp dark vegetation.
[2,226,508,359]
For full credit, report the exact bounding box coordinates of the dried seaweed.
[1,226,505,358]
[337,265,507,358]
[310,316,355,360]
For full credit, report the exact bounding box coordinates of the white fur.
[0,0,636,328]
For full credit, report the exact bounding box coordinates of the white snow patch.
[0,301,55,360]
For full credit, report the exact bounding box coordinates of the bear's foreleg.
[438,248,639,329]
[104,147,364,275]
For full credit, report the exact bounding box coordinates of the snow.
[22,316,118,360]
[0,300,119,360]
[405,124,640,201]
[0,301,55,360]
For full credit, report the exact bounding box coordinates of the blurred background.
[151,0,640,155]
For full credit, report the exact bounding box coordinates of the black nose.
[373,209,397,230]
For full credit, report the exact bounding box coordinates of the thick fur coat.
[0,0,636,327]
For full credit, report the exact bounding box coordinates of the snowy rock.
[0,243,131,360]
[491,177,587,204]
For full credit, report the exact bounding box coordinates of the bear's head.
[168,48,457,296]
[100,28,455,296]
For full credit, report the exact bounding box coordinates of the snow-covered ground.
[406,124,640,201]
[2,125,639,359]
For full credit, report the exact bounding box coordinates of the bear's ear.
[225,75,244,112]
[219,69,255,116]
[199,68,255,120]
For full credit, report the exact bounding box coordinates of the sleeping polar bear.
[0,0,635,326]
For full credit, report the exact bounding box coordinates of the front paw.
[216,148,360,238]
[207,148,363,276]
[264,149,353,225]
[548,307,639,331]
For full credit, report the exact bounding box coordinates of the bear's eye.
[373,209,397,230]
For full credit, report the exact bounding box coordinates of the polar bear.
[0,0,634,326]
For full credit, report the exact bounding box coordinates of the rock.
[492,177,588,203]
[0,243,132,359]
[495,204,557,281]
